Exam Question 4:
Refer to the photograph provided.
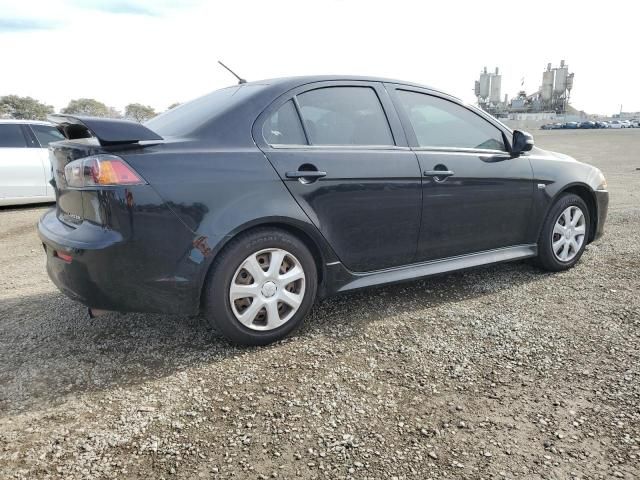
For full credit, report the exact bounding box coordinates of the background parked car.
[0,120,64,206]
[541,122,564,130]
[609,120,624,129]
[595,121,609,128]
[563,122,579,129]
[578,121,597,129]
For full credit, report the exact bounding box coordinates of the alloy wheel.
[229,248,306,331]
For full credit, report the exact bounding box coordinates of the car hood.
[531,146,578,163]
[545,150,578,162]
[540,146,605,190]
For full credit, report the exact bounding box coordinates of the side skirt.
[322,244,538,296]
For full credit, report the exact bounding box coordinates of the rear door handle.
[285,171,327,179]
[423,170,455,177]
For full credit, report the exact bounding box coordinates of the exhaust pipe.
[88,308,111,318]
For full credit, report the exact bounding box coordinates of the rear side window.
[31,124,65,146]
[397,90,507,151]
[263,100,306,145]
[0,124,28,148]
[146,85,267,137]
[297,87,394,146]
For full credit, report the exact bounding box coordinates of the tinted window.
[31,124,65,146]
[146,85,266,137]
[263,100,306,145]
[0,124,28,148]
[397,90,506,151]
[297,87,393,146]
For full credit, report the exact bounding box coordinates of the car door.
[388,85,534,261]
[0,123,47,200]
[254,81,422,272]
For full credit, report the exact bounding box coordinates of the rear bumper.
[593,190,609,242]
[38,207,201,315]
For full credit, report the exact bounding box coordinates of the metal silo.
[541,63,554,102]
[554,60,568,94]
[490,67,502,104]
[566,73,574,92]
[479,67,491,99]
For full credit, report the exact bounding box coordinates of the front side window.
[297,87,394,146]
[397,90,507,151]
[0,124,28,148]
[31,124,65,147]
[262,100,306,145]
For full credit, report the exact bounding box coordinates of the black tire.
[535,193,590,272]
[203,228,317,346]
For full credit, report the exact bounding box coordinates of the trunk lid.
[47,115,163,226]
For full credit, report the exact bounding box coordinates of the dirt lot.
[1,129,639,479]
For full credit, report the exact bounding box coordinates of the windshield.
[146,85,266,138]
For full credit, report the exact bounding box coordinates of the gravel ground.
[0,129,639,479]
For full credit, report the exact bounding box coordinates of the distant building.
[475,60,574,116]
[613,112,640,120]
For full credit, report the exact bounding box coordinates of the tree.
[0,103,11,119]
[167,102,181,110]
[62,98,110,117]
[0,95,54,120]
[125,103,156,122]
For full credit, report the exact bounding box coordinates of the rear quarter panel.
[123,143,337,297]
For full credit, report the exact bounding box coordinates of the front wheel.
[535,193,590,272]
[203,228,317,346]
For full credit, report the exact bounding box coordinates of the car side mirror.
[511,130,534,156]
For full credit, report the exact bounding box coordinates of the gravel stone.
[0,129,639,479]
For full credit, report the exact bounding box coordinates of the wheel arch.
[197,217,333,311]
[548,183,598,243]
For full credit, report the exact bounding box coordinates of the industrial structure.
[475,60,574,116]
[474,67,507,114]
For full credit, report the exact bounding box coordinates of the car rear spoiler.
[48,114,163,146]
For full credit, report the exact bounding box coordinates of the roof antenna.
[218,60,247,84]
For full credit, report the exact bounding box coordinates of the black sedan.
[578,121,597,129]
[39,76,609,345]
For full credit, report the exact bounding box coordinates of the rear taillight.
[54,250,73,263]
[64,154,146,188]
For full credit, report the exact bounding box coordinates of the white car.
[0,120,64,206]
[609,120,624,129]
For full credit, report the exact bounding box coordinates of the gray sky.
[1,0,637,115]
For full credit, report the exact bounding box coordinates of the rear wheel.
[536,193,590,271]
[203,228,317,345]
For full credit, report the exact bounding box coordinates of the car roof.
[0,119,53,126]
[242,75,455,100]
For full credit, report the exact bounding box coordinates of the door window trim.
[386,84,513,154]
[22,124,42,148]
[253,80,409,150]
[26,123,65,148]
[268,144,411,151]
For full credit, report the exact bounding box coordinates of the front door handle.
[285,170,327,179]
[423,170,455,178]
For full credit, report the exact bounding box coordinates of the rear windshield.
[146,85,266,138]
